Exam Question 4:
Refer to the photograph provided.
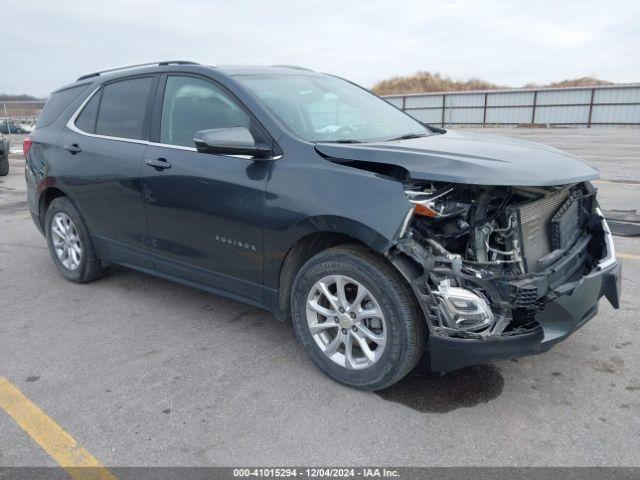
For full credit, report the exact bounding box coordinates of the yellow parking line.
[618,252,640,261]
[0,377,116,480]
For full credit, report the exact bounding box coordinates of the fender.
[267,215,406,322]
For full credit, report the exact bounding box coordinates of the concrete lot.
[0,128,639,468]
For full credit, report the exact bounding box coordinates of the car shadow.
[375,364,505,413]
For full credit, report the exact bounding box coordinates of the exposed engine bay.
[391,180,609,340]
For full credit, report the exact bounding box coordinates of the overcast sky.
[2,0,639,96]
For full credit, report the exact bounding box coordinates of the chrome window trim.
[148,142,196,152]
[66,86,281,159]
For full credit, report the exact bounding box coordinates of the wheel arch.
[274,215,399,322]
[38,186,69,231]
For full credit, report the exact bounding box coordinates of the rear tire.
[45,197,106,283]
[291,244,424,391]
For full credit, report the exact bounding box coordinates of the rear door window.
[95,77,153,140]
[36,84,88,129]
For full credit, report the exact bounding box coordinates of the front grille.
[512,189,570,273]
[510,284,538,308]
[510,285,546,328]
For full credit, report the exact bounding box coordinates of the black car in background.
[0,120,28,134]
[24,61,620,390]
[0,135,9,176]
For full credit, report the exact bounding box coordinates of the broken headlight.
[405,185,470,219]
[434,280,494,332]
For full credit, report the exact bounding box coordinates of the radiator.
[513,189,571,273]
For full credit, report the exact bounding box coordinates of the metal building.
[383,84,640,128]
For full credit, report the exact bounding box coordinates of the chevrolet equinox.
[25,61,621,390]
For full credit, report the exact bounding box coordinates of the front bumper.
[428,219,622,374]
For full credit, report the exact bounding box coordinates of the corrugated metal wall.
[383,84,640,127]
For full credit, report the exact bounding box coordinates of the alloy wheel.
[306,275,387,370]
[51,212,83,271]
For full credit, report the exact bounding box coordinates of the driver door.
[142,74,271,303]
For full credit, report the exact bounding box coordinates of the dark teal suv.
[25,61,620,390]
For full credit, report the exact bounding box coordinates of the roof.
[53,62,319,94]
[216,65,316,76]
[75,61,316,81]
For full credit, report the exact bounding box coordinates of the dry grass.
[1,94,45,117]
[371,72,615,95]
[0,94,43,102]
[524,76,614,89]
[371,72,503,95]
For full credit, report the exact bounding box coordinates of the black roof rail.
[76,60,202,81]
[270,65,314,72]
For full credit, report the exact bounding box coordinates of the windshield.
[235,74,428,143]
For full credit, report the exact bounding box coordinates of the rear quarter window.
[75,89,102,134]
[36,84,88,129]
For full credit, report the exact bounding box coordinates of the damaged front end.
[389,180,622,373]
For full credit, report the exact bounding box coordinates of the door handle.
[145,158,171,170]
[64,143,82,155]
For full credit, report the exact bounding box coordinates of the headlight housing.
[434,280,494,332]
[405,184,470,219]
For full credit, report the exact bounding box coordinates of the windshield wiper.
[385,133,429,141]
[321,139,363,144]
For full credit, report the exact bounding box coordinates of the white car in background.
[19,122,35,133]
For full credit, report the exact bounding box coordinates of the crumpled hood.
[314,130,599,186]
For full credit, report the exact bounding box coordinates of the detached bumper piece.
[428,260,621,374]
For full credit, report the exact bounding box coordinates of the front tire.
[45,197,105,283]
[291,244,424,390]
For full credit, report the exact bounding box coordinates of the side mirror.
[193,127,273,159]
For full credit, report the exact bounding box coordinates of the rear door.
[141,74,271,303]
[60,75,158,267]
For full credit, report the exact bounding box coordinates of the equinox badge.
[215,235,257,252]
